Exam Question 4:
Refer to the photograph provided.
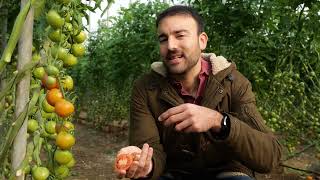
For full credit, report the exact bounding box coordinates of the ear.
[199,32,208,50]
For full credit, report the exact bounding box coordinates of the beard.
[163,50,200,76]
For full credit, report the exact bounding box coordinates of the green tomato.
[32,166,50,180]
[45,65,59,76]
[45,121,57,134]
[27,119,39,133]
[55,165,70,178]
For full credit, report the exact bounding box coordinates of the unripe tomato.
[45,121,57,134]
[48,29,63,42]
[47,10,64,29]
[71,44,85,57]
[41,74,59,90]
[58,0,71,5]
[63,54,78,67]
[62,75,74,91]
[27,119,39,133]
[45,65,59,76]
[55,165,70,178]
[54,149,73,164]
[73,31,86,43]
[32,166,49,180]
[33,67,45,80]
[66,157,76,168]
[32,53,41,62]
[51,46,68,61]
[42,99,55,113]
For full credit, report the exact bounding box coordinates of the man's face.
[157,14,207,75]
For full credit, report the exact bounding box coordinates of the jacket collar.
[150,53,236,109]
[150,53,232,78]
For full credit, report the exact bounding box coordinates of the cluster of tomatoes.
[27,0,87,179]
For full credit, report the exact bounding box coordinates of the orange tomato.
[55,99,74,117]
[306,176,313,180]
[115,154,134,171]
[46,89,63,106]
[55,131,75,150]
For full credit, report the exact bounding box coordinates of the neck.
[172,59,202,95]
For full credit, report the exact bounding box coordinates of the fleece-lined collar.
[151,53,232,77]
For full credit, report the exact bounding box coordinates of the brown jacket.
[129,53,282,180]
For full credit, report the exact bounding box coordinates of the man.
[115,5,282,180]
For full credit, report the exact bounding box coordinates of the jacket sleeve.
[208,70,282,173]
[129,78,166,180]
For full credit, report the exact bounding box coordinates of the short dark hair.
[156,5,204,34]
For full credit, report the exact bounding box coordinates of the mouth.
[167,54,184,65]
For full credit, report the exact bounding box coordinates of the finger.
[183,125,194,133]
[175,118,192,131]
[135,147,153,178]
[134,144,150,177]
[141,147,153,177]
[115,169,126,179]
[158,104,187,121]
[126,161,139,178]
[163,111,189,126]
[118,146,141,155]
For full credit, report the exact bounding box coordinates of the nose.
[167,36,178,51]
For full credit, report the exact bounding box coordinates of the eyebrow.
[158,29,189,39]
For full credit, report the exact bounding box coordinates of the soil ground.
[69,122,319,180]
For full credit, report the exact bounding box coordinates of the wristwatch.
[213,113,231,139]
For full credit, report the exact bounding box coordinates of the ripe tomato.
[55,165,70,178]
[54,149,73,165]
[46,10,64,29]
[71,44,85,57]
[33,67,45,80]
[45,121,56,134]
[55,99,74,118]
[42,99,55,113]
[63,54,78,67]
[115,154,134,171]
[73,31,86,43]
[32,166,49,180]
[306,176,314,180]
[55,131,75,150]
[46,88,63,106]
[27,119,39,133]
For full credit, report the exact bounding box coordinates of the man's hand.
[115,144,153,179]
[158,103,223,133]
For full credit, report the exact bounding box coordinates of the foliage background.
[71,0,320,151]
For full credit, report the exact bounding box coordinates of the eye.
[176,34,185,39]
[159,37,167,43]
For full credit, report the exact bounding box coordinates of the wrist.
[211,112,223,133]
[211,113,231,139]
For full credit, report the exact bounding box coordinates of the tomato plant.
[0,0,112,179]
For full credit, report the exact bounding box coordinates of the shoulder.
[133,71,162,91]
[229,68,255,102]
